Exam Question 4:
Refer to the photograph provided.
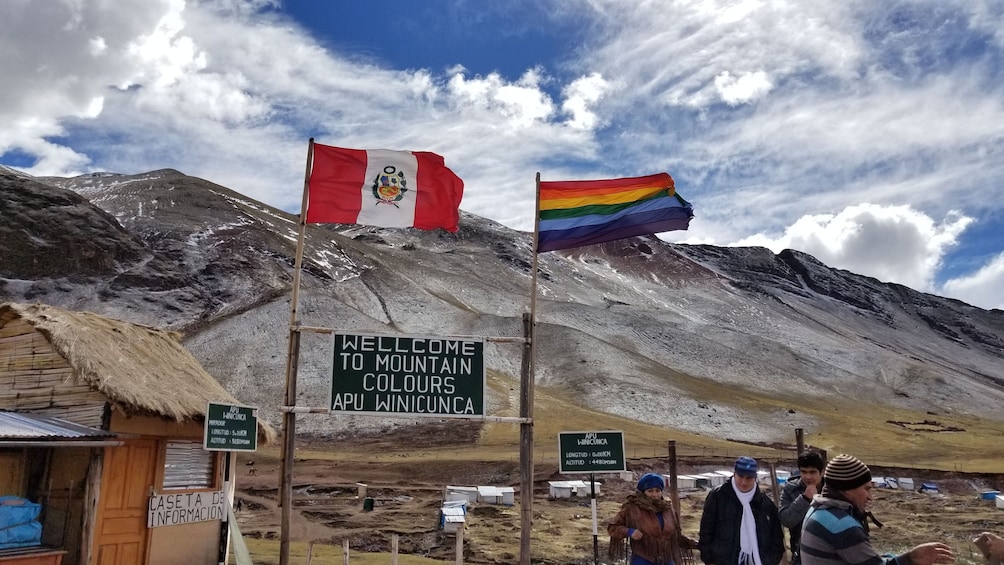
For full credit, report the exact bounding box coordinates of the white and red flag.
[305,143,464,232]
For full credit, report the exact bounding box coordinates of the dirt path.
[230,440,1004,564]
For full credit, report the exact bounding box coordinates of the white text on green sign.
[329,332,485,417]
[204,402,258,452]
[558,431,626,473]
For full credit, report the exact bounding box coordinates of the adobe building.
[0,302,274,565]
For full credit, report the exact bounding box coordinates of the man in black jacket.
[778,451,825,565]
[699,456,784,565]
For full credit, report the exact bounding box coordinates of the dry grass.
[240,538,451,564]
[292,373,1004,472]
[236,455,1002,565]
[236,373,1004,564]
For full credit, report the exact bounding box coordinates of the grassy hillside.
[292,373,1004,473]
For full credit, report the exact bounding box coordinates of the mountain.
[2,167,1003,450]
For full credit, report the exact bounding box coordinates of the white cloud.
[561,72,611,130]
[941,253,1004,310]
[576,1,864,110]
[447,69,555,127]
[734,204,972,293]
[1,0,1002,310]
[714,70,773,105]
[88,37,108,56]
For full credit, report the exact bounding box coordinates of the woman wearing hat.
[608,472,697,565]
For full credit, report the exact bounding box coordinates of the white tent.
[549,480,587,498]
[501,487,515,506]
[674,475,703,489]
[670,475,710,487]
[758,469,791,486]
[442,499,467,510]
[474,485,515,505]
[444,485,479,504]
[698,471,731,487]
[679,474,711,489]
[440,506,466,533]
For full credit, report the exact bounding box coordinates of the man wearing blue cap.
[609,472,697,565]
[698,457,784,565]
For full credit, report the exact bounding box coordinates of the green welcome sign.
[328,332,485,418]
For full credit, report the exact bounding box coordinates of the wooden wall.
[43,448,92,565]
[0,320,107,427]
[0,448,26,494]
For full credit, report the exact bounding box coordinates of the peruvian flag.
[306,143,464,232]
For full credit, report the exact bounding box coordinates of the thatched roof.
[0,302,275,444]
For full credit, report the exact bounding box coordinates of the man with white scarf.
[699,456,784,565]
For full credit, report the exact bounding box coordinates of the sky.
[2,0,1003,310]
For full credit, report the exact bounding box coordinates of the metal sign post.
[591,472,599,565]
[558,431,627,565]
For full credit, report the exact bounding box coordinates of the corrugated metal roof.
[0,411,113,440]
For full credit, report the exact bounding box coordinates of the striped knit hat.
[824,454,872,491]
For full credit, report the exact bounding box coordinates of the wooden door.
[92,439,157,565]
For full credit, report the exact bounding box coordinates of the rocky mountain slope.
[2,167,1003,444]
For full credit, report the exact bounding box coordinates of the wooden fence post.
[391,534,399,565]
[456,529,464,565]
[342,539,349,565]
[768,461,782,505]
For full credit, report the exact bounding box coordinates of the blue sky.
[2,0,1003,310]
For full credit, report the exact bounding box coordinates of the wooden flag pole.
[529,172,542,326]
[519,173,543,565]
[278,138,315,565]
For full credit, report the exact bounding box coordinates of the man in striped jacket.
[800,454,955,565]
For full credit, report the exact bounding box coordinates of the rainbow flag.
[536,173,693,252]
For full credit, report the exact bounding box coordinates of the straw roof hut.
[0,301,274,444]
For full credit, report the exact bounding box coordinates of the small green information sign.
[558,431,626,474]
[328,332,485,418]
[204,402,258,452]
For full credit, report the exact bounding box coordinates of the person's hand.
[974,532,1004,559]
[803,483,818,499]
[908,542,955,565]
[989,535,1004,559]
[630,529,643,540]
